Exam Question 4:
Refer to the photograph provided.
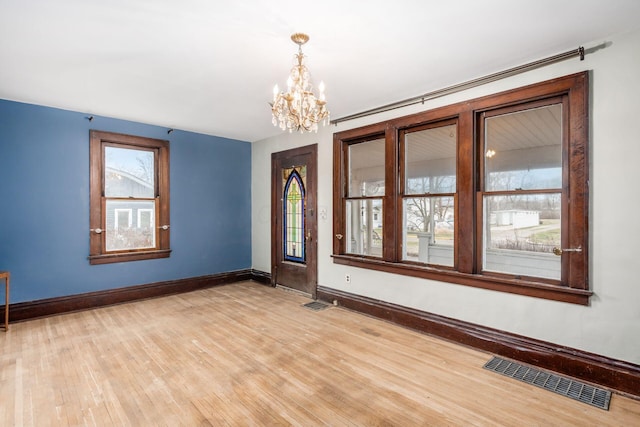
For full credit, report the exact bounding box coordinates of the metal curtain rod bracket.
[331,44,603,126]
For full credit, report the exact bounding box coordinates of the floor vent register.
[483,356,611,410]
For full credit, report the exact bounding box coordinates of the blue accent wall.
[0,99,251,303]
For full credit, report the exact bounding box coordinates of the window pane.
[405,124,456,194]
[283,170,305,263]
[483,193,561,279]
[403,196,454,266]
[485,104,562,191]
[348,138,385,197]
[105,146,155,198]
[106,200,156,251]
[345,199,382,257]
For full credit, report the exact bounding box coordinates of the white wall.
[252,28,640,365]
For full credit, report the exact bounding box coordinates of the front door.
[271,144,317,298]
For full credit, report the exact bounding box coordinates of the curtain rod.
[330,46,588,125]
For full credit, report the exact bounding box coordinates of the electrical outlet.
[319,207,327,220]
[345,274,351,284]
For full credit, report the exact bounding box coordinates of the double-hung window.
[333,72,589,304]
[400,120,457,267]
[89,131,170,264]
[343,134,386,257]
[479,99,564,281]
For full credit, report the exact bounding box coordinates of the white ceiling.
[1,1,639,142]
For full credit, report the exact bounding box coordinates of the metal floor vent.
[303,301,330,311]
[483,356,611,410]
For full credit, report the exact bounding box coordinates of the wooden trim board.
[1,269,269,322]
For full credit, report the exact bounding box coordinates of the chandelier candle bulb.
[270,33,330,133]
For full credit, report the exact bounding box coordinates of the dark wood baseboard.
[2,269,267,323]
[4,269,636,398]
[250,269,273,286]
[317,286,640,399]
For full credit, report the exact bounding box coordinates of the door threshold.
[275,284,313,299]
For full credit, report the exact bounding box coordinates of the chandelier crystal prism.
[271,33,330,133]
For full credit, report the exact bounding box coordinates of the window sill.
[331,254,591,305]
[89,249,171,265]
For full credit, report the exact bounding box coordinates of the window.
[89,131,170,264]
[345,135,385,257]
[401,120,457,267]
[283,167,306,263]
[480,101,563,280]
[333,72,590,304]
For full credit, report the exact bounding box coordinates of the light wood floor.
[1,281,638,426]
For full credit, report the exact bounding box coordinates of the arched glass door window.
[283,167,306,263]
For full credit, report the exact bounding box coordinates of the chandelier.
[271,33,329,133]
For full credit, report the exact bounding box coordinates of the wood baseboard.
[250,269,273,286]
[2,269,268,323]
[4,269,636,398]
[317,285,640,399]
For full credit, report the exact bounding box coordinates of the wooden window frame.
[333,72,590,305]
[89,130,171,265]
[342,133,387,259]
[398,118,458,269]
[476,96,566,284]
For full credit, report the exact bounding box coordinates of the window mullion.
[457,110,474,273]
[384,125,398,261]
[397,129,408,265]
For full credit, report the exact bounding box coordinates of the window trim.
[333,72,590,305]
[89,130,171,265]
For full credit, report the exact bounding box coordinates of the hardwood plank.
[318,285,640,397]
[1,281,638,426]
